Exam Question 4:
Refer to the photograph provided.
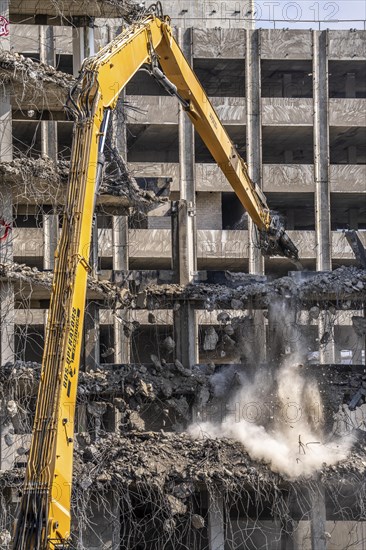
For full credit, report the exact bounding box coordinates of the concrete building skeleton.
[0,0,366,548]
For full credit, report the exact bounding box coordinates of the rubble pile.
[0,157,69,203]
[144,266,366,308]
[73,429,366,486]
[0,50,74,90]
[0,261,132,308]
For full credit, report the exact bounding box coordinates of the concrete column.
[245,29,267,364]
[72,18,95,76]
[0,15,14,366]
[111,490,121,550]
[246,29,264,276]
[352,337,364,365]
[177,27,196,285]
[313,31,331,272]
[110,84,130,364]
[90,219,99,276]
[39,25,58,160]
[319,310,335,364]
[0,1,14,474]
[84,301,100,371]
[113,215,130,364]
[43,213,59,270]
[208,488,225,550]
[172,28,197,371]
[112,216,129,272]
[310,485,327,550]
[0,282,14,365]
[173,302,198,368]
[0,0,12,164]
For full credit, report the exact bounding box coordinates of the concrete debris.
[309,305,320,319]
[2,262,365,316]
[217,311,230,323]
[203,327,219,351]
[6,400,18,418]
[0,261,132,309]
[144,266,366,309]
[69,428,366,489]
[352,316,366,337]
[0,157,69,204]
[4,434,13,447]
[148,312,156,324]
[87,402,107,417]
[0,50,73,89]
[162,336,175,353]
[166,494,187,516]
[191,514,205,529]
[0,530,11,546]
[224,324,235,336]
[174,360,191,377]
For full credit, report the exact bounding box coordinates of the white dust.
[189,354,353,478]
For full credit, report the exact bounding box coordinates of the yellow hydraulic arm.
[14,7,299,550]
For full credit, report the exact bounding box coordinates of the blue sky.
[254,0,366,29]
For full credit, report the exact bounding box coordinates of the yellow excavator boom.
[13,9,298,550]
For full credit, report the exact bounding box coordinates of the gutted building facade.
[0,0,365,548]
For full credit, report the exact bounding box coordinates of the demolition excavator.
[13,3,299,548]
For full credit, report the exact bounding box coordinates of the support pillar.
[43,213,59,270]
[245,29,266,364]
[72,17,95,76]
[110,84,130,364]
[246,29,264,276]
[0,2,14,367]
[173,28,197,371]
[208,488,225,550]
[314,31,334,363]
[319,310,335,364]
[39,25,58,160]
[112,216,129,272]
[177,27,196,285]
[113,214,130,364]
[313,31,331,272]
[310,486,327,550]
[84,301,100,371]
[0,0,12,164]
[0,0,15,473]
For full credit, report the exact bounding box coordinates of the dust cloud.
[190,300,353,478]
[190,356,352,477]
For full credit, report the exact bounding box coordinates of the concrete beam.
[261,30,313,59]
[193,28,246,58]
[261,98,313,126]
[10,1,138,20]
[328,31,366,60]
